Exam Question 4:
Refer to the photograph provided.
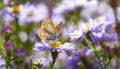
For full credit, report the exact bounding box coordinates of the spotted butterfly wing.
[41,17,55,34]
[37,17,62,41]
[55,22,62,35]
[37,29,50,40]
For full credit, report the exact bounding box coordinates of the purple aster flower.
[67,50,81,69]
[92,20,117,44]
[34,41,75,52]
[3,13,15,25]
[15,48,26,56]
[69,16,105,41]
[69,16,117,44]
[67,47,93,69]
[0,9,9,18]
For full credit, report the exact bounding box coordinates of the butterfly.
[37,17,62,41]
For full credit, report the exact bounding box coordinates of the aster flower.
[19,3,48,25]
[15,48,26,56]
[67,47,95,69]
[92,18,117,43]
[0,4,23,25]
[34,36,75,69]
[69,16,117,43]
[69,23,88,41]
[4,4,23,19]
[0,9,15,24]
[34,41,74,52]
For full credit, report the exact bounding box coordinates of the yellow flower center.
[12,6,21,14]
[49,41,61,48]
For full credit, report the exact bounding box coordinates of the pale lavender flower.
[19,3,48,25]
[69,23,88,41]
[0,4,23,25]
[34,41,75,52]
[0,9,15,24]
[5,4,23,18]
[69,16,117,43]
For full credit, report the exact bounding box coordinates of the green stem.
[49,51,58,69]
[88,32,104,69]
[50,60,55,69]
[104,60,111,69]
[6,50,12,69]
[6,56,10,69]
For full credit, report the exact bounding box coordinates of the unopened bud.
[106,46,113,54]
[5,26,13,33]
[5,42,12,50]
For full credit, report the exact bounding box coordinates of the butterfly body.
[37,17,62,41]
[48,34,59,41]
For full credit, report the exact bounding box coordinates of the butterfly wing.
[38,17,62,41]
[37,29,50,40]
[41,17,55,34]
[55,22,62,35]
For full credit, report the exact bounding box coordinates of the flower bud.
[106,46,113,54]
[5,26,13,42]
[5,42,12,50]
[5,26,13,33]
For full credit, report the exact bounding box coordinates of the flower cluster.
[0,0,120,69]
